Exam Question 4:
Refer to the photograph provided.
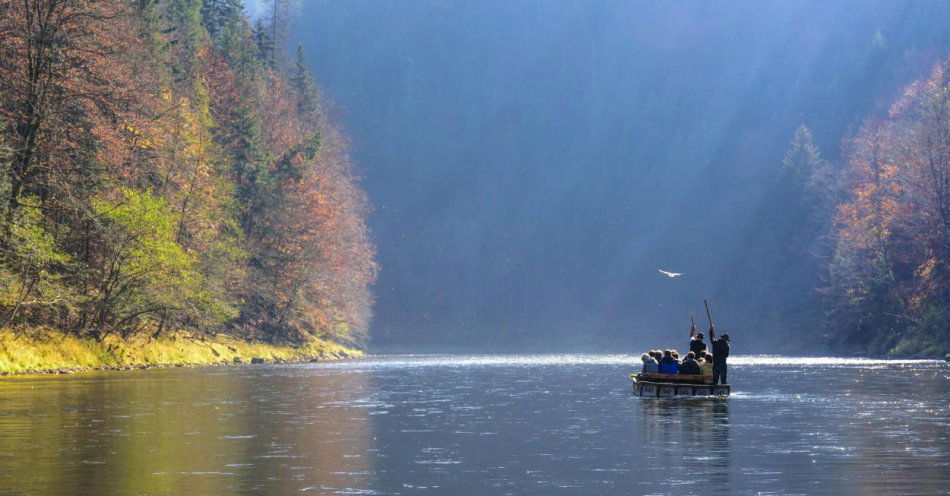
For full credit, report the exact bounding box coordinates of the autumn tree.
[0,0,148,332]
[827,61,950,355]
[86,189,236,337]
[0,0,141,223]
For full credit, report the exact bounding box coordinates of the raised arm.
[689,317,697,339]
[709,324,716,341]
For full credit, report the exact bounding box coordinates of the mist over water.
[291,0,950,351]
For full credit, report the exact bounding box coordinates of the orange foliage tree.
[827,61,949,355]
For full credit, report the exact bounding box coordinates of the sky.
[278,0,950,352]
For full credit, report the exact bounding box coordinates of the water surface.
[0,355,947,495]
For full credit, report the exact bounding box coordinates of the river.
[0,355,947,495]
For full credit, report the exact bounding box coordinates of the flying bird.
[658,269,683,278]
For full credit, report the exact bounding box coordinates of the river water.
[0,355,947,495]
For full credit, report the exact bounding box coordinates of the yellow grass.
[0,328,362,374]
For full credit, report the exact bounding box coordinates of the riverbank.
[0,328,362,375]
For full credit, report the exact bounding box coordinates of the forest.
[0,0,376,350]
[0,0,947,361]
[771,64,949,356]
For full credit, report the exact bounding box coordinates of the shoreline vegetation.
[0,328,362,375]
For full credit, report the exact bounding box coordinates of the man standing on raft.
[709,324,730,385]
[688,318,707,355]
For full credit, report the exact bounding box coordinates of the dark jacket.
[679,358,701,375]
[689,338,707,355]
[658,356,680,374]
[711,338,730,364]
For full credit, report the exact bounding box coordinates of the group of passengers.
[637,322,731,385]
[639,349,713,383]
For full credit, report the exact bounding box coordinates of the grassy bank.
[0,328,362,375]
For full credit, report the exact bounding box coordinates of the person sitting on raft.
[701,353,714,384]
[640,353,659,374]
[679,351,701,375]
[658,350,680,374]
[652,352,662,368]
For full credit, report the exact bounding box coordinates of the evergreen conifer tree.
[253,17,274,65]
[200,0,243,39]
[291,45,318,114]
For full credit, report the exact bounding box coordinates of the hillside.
[0,0,375,371]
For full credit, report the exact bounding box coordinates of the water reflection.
[640,399,730,489]
[0,368,373,495]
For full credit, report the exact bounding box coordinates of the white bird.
[658,269,683,278]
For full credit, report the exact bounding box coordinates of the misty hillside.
[290,0,950,354]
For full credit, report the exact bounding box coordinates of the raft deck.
[631,373,730,397]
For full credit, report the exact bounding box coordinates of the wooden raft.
[630,372,730,398]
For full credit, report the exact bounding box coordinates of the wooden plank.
[632,374,730,397]
[675,386,693,396]
[635,382,658,397]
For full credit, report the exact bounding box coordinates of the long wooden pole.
[704,299,714,327]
